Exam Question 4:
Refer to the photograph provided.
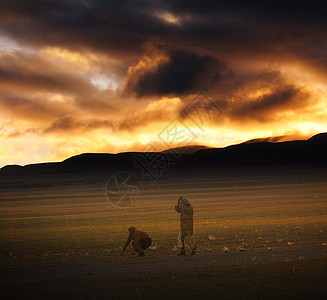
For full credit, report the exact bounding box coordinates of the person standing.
[120,226,152,256]
[175,196,196,255]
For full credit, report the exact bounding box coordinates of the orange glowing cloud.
[1,1,327,167]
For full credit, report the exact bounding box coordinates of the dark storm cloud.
[177,68,315,125]
[227,85,307,122]
[0,0,167,62]
[1,0,327,61]
[125,49,229,97]
[1,0,326,123]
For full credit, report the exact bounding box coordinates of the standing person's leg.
[177,231,186,255]
[185,230,196,254]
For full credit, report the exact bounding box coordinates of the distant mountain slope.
[0,133,326,177]
[308,132,327,143]
[189,133,327,167]
[242,135,288,144]
[161,145,211,154]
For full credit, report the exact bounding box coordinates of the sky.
[0,0,327,167]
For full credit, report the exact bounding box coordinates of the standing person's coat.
[175,197,196,255]
[175,201,194,232]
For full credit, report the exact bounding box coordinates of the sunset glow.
[0,1,326,168]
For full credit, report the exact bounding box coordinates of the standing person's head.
[182,198,190,205]
[128,226,136,233]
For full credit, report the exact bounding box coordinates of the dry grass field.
[1,169,327,299]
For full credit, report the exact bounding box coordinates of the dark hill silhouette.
[187,133,327,169]
[0,133,326,178]
[162,145,211,154]
[242,135,288,144]
[308,132,327,144]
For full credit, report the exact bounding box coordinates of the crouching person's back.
[120,226,152,256]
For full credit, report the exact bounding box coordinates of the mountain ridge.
[1,132,326,177]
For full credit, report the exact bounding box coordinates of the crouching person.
[120,226,152,256]
[175,196,196,255]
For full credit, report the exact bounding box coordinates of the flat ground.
[1,169,327,299]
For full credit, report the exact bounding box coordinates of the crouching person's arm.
[120,233,133,256]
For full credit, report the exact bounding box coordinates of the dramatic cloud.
[125,48,229,97]
[0,0,327,167]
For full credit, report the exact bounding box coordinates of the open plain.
[1,167,327,299]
